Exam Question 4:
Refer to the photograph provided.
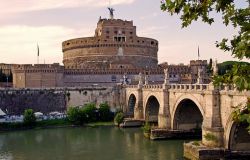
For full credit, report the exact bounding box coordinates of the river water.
[0,127,186,160]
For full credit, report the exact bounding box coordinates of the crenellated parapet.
[12,63,64,73]
[63,68,163,75]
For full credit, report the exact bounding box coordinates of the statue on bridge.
[138,72,143,86]
[145,75,149,85]
[164,68,169,85]
[197,68,203,84]
[123,73,128,85]
[212,59,218,76]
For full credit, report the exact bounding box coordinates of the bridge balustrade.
[143,84,163,89]
[125,83,250,94]
[167,84,209,91]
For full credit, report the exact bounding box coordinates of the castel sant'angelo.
[12,9,210,88]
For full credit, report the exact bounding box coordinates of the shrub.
[82,103,97,123]
[192,141,200,146]
[142,121,151,133]
[23,109,36,126]
[98,102,112,121]
[67,107,86,125]
[204,133,218,142]
[114,112,124,125]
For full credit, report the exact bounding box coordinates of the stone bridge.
[124,82,250,151]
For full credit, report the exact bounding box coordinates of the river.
[0,127,186,160]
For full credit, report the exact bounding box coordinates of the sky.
[0,0,248,65]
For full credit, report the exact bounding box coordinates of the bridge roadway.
[124,83,250,152]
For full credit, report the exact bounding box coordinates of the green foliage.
[142,121,151,133]
[98,102,113,121]
[161,0,249,90]
[23,109,36,126]
[67,107,86,125]
[82,103,97,122]
[204,133,218,142]
[114,112,124,125]
[36,118,70,127]
[161,0,250,132]
[214,62,250,90]
[192,141,201,146]
[232,98,250,133]
[67,102,115,125]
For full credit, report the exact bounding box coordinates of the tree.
[82,103,97,122]
[98,102,112,121]
[114,112,124,126]
[161,0,250,132]
[23,109,36,126]
[67,107,85,125]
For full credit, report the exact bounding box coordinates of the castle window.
[111,75,116,82]
[130,32,133,34]
[114,36,126,42]
[122,31,125,34]
[106,30,109,34]
[114,31,118,34]
[106,36,109,39]
[151,41,155,45]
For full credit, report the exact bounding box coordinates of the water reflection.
[0,127,184,160]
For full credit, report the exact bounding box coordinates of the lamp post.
[6,76,8,87]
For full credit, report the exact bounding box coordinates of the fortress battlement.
[64,68,163,75]
[190,60,207,66]
[12,63,64,73]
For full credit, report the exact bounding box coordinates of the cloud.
[138,26,168,37]
[0,25,92,64]
[0,0,136,13]
[139,12,159,20]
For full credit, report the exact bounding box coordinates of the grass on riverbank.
[0,119,71,131]
[0,119,114,132]
[35,118,71,127]
[86,121,114,127]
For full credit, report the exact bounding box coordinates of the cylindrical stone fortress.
[62,18,158,69]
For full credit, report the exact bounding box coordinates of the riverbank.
[0,119,114,132]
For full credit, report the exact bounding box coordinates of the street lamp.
[6,76,8,87]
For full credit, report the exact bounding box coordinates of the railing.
[143,84,163,89]
[0,86,110,92]
[168,84,209,91]
[125,83,250,93]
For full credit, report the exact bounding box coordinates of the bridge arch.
[225,110,250,151]
[172,95,204,131]
[145,95,160,123]
[127,94,136,116]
